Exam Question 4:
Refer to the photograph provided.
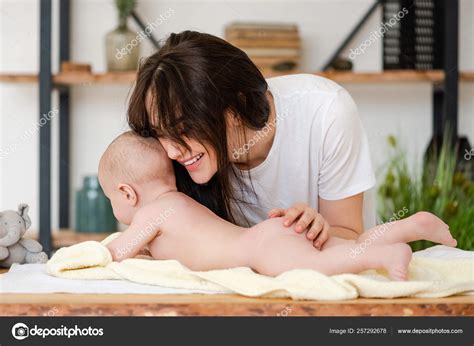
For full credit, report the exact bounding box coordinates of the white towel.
[42,233,474,300]
[0,263,226,295]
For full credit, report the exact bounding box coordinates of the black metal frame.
[131,11,160,49]
[38,2,160,254]
[428,0,461,155]
[322,0,381,71]
[39,0,52,254]
[59,0,71,229]
[441,0,459,143]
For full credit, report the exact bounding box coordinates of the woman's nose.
[161,140,183,160]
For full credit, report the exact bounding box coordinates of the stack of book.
[225,22,301,73]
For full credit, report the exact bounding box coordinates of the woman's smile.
[179,152,205,171]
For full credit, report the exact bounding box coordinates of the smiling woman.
[127,30,376,245]
[128,30,270,224]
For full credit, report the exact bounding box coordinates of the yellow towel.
[47,233,474,300]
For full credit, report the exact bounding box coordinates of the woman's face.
[146,90,240,185]
[159,137,219,184]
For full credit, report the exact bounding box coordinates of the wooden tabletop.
[1,293,473,316]
[2,257,473,317]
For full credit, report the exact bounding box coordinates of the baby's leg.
[355,212,456,247]
[249,219,412,280]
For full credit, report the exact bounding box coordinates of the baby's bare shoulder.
[135,192,192,221]
[156,191,196,211]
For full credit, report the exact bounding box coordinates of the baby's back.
[144,193,318,275]
[146,192,251,271]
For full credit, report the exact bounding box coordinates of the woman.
[127,31,375,249]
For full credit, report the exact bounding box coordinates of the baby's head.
[99,131,176,225]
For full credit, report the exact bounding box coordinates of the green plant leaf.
[377,133,473,250]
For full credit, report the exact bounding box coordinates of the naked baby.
[99,132,457,280]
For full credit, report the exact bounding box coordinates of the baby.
[99,132,457,280]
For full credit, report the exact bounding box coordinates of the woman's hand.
[268,203,330,249]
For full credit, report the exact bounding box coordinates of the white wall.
[1,0,473,230]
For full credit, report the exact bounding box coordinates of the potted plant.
[105,0,139,71]
[378,135,474,251]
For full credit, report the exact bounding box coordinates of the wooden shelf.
[0,72,138,85]
[25,229,114,249]
[0,73,38,83]
[1,70,473,85]
[461,71,474,81]
[53,71,137,85]
[317,70,445,83]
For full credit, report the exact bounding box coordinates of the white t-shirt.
[230,74,376,228]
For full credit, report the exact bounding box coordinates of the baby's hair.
[99,131,173,186]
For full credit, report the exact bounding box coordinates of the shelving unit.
[0,0,470,254]
[3,70,474,85]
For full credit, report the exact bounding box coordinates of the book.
[242,47,300,57]
[225,22,298,32]
[226,30,299,41]
[228,38,301,49]
[250,56,300,68]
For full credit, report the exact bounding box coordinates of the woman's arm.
[316,88,374,238]
[319,193,364,239]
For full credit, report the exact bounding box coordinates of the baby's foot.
[382,243,412,281]
[411,212,457,247]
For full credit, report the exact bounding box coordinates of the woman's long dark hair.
[127,30,270,223]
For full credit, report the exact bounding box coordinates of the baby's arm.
[106,204,165,261]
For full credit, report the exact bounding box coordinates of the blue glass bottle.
[75,175,117,233]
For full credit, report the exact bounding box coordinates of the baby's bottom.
[246,219,411,280]
[247,213,455,280]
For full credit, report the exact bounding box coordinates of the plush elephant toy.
[0,204,48,267]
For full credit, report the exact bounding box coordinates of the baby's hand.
[268,203,330,249]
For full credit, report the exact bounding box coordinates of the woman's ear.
[117,184,138,206]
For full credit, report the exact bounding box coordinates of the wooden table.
[1,293,473,316]
[2,261,473,317]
